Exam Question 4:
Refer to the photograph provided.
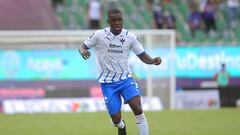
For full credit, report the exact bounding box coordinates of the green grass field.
[0,108,239,135]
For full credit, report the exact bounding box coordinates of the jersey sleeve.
[83,31,99,48]
[131,34,144,55]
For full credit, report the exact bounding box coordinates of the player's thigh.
[121,79,143,115]
[121,78,142,104]
[101,84,122,115]
[107,92,122,116]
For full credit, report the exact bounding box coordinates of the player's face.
[108,13,123,35]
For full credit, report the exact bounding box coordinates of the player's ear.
[107,19,110,24]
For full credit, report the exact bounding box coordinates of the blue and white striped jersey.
[84,27,144,83]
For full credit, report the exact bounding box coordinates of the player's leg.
[108,95,127,135]
[128,96,149,135]
[101,83,127,135]
[110,112,127,135]
[121,78,149,135]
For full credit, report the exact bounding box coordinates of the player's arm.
[137,52,162,65]
[79,31,99,60]
[131,34,162,65]
[79,44,91,60]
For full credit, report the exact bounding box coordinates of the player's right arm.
[79,44,90,60]
[79,31,99,60]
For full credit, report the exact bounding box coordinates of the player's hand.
[153,57,162,65]
[80,49,91,60]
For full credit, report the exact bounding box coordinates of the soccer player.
[79,9,162,135]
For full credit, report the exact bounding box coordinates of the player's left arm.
[137,52,162,65]
[131,34,162,65]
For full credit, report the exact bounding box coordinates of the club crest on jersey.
[120,38,125,45]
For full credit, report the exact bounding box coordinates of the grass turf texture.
[0,108,239,135]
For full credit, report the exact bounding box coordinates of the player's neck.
[110,28,122,36]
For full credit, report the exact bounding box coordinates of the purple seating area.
[0,0,61,30]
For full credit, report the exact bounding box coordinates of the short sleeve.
[131,35,144,55]
[83,31,99,48]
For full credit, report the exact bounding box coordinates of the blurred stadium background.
[0,0,240,135]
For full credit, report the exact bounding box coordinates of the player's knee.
[111,113,122,125]
[112,118,121,125]
[132,105,143,115]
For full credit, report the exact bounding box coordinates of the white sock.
[136,113,149,135]
[115,119,125,129]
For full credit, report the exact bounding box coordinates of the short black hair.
[107,8,122,18]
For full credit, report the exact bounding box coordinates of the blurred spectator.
[202,0,218,37]
[88,0,102,29]
[227,0,239,29]
[152,2,164,29]
[152,1,176,29]
[188,7,205,37]
[162,10,176,29]
[213,63,230,87]
[214,63,231,106]
[146,0,171,10]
